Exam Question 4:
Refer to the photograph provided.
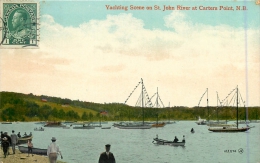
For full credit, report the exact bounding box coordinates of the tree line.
[0,92,259,121]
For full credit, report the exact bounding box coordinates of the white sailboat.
[115,78,152,129]
[208,86,250,132]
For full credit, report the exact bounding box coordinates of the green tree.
[89,112,93,121]
[81,112,88,120]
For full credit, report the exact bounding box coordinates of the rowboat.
[34,127,44,131]
[18,136,33,144]
[18,146,47,155]
[152,136,185,146]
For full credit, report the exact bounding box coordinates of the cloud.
[0,12,259,107]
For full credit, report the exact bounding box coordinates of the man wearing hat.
[47,137,63,163]
[11,130,18,154]
[98,144,116,163]
[2,137,10,158]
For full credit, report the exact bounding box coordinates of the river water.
[0,121,259,163]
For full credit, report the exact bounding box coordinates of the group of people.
[173,135,185,143]
[1,130,116,163]
[0,130,19,158]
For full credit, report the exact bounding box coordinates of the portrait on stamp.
[10,9,32,39]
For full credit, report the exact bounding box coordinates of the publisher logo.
[238,148,244,154]
[224,148,244,154]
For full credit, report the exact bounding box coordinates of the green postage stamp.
[0,0,39,48]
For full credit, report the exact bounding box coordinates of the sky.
[0,1,259,107]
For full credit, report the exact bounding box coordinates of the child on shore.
[27,139,34,156]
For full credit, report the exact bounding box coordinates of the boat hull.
[101,127,111,129]
[73,126,95,129]
[18,136,33,144]
[152,123,166,127]
[34,128,44,131]
[18,146,47,155]
[208,127,249,132]
[116,125,152,129]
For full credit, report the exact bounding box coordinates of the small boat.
[250,120,260,123]
[152,135,185,146]
[101,127,111,129]
[18,136,33,144]
[114,122,152,129]
[152,122,166,127]
[44,121,66,128]
[195,116,207,125]
[63,126,71,129]
[34,121,46,125]
[34,127,44,131]
[18,146,47,155]
[234,120,250,124]
[208,127,249,132]
[73,124,95,129]
[1,122,12,124]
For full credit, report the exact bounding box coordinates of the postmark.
[0,0,39,48]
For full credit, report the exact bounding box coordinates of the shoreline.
[0,148,66,163]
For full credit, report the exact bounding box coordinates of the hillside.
[0,91,259,122]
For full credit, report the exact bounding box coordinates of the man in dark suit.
[98,144,116,163]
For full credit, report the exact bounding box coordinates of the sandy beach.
[0,148,66,163]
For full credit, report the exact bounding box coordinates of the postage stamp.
[0,0,39,48]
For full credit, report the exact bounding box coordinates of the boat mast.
[141,78,144,125]
[156,87,159,125]
[207,88,209,122]
[236,86,238,129]
[216,92,219,122]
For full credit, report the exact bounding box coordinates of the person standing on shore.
[2,137,10,158]
[47,137,63,163]
[11,130,18,154]
[27,139,33,156]
[98,144,116,163]
[3,132,11,155]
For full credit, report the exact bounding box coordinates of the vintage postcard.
[0,0,259,163]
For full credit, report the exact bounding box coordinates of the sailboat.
[115,78,152,129]
[208,86,249,132]
[207,92,235,127]
[151,87,166,127]
[195,88,209,125]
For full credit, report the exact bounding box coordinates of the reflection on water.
[0,121,259,163]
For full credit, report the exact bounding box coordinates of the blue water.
[0,121,259,163]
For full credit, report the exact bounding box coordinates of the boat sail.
[114,78,152,129]
[208,86,249,132]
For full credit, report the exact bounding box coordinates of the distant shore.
[0,148,66,163]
